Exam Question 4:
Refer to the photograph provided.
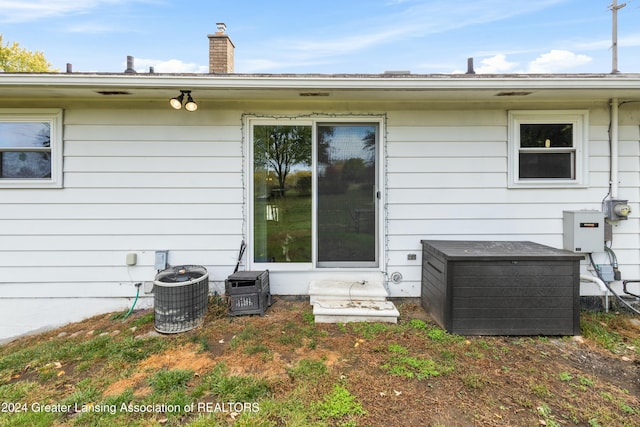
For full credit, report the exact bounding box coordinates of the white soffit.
[1,73,640,102]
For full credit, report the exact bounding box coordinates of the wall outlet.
[407,253,417,261]
[126,253,137,266]
[143,281,154,294]
[613,268,622,281]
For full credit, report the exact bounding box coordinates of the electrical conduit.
[580,275,609,312]
[610,98,619,198]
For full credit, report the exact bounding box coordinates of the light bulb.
[169,94,184,109]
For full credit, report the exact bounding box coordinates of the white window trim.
[508,110,589,188]
[0,109,63,189]
[247,117,315,272]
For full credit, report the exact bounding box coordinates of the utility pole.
[610,0,627,73]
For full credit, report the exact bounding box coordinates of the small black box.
[225,270,271,316]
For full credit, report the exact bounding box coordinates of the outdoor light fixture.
[170,90,198,111]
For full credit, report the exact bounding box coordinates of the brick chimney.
[208,23,235,73]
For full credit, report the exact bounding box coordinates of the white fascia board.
[2,73,640,92]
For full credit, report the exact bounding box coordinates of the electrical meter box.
[563,210,604,253]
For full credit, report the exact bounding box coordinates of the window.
[0,109,63,188]
[249,117,382,270]
[252,123,313,264]
[508,110,588,188]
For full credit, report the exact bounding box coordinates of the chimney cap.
[466,57,476,75]
[216,22,227,34]
[125,55,137,74]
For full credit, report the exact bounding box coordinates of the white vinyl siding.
[384,105,639,297]
[0,108,244,298]
[0,102,638,307]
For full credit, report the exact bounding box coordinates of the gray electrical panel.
[563,210,604,253]
[154,250,168,270]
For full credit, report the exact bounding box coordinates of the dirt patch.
[568,347,640,394]
[103,345,216,397]
[138,345,215,373]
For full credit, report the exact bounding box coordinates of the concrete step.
[308,279,388,304]
[312,299,399,324]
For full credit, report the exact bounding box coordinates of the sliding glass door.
[316,124,378,267]
[252,120,379,268]
[253,124,313,264]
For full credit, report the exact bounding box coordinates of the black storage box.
[225,270,271,316]
[421,240,584,336]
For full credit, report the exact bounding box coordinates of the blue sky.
[1,0,639,74]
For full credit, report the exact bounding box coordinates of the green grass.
[383,356,449,380]
[559,371,573,382]
[188,335,210,353]
[580,312,629,354]
[244,342,271,356]
[0,408,58,427]
[382,343,454,381]
[461,373,490,390]
[407,318,428,330]
[537,404,561,427]
[287,359,329,381]
[129,312,154,327]
[348,322,390,339]
[0,334,166,383]
[579,376,595,388]
[230,324,260,350]
[0,381,39,401]
[302,311,315,325]
[149,369,193,394]
[530,382,552,398]
[425,326,464,344]
[196,363,271,402]
[314,385,366,422]
[387,343,409,354]
[60,378,100,403]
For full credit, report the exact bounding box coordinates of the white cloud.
[526,50,592,73]
[572,32,640,51]
[0,0,148,23]
[249,0,569,71]
[459,50,593,74]
[620,33,640,47]
[475,54,518,74]
[133,58,207,74]
[288,27,415,58]
[66,23,122,34]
